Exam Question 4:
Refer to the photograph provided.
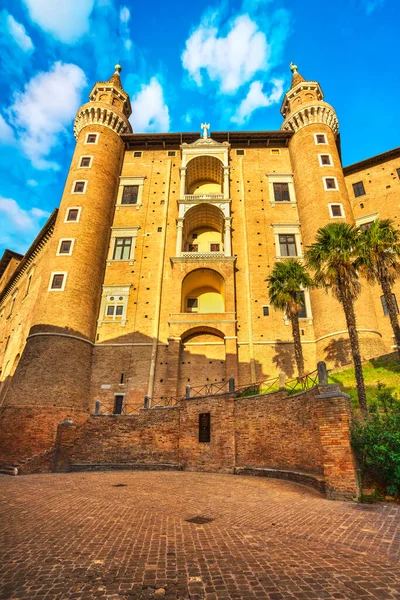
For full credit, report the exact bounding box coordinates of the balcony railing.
[184,193,225,201]
[181,251,225,259]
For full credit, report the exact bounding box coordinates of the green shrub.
[351,384,400,497]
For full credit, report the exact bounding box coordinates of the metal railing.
[93,362,328,414]
[285,369,319,395]
[181,252,225,259]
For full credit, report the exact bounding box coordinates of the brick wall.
[235,389,323,474]
[53,384,359,500]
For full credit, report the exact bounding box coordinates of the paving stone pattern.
[1,472,400,599]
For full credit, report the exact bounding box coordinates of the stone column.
[180,167,187,198]
[316,385,360,500]
[223,166,230,199]
[224,336,238,382]
[224,217,232,257]
[165,337,181,398]
[176,218,184,257]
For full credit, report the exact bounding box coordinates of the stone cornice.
[281,102,338,135]
[74,103,132,139]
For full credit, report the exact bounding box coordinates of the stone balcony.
[183,193,225,202]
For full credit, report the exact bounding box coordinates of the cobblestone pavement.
[1,472,400,600]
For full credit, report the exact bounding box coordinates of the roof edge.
[344,146,400,175]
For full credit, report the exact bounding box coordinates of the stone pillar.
[180,167,187,198]
[165,337,181,397]
[316,385,360,500]
[224,217,232,257]
[176,218,184,257]
[223,166,230,199]
[224,336,238,382]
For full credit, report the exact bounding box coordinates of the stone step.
[234,466,326,494]
[0,467,18,476]
[69,462,183,473]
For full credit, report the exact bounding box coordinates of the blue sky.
[0,0,398,254]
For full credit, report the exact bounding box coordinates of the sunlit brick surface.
[1,471,399,599]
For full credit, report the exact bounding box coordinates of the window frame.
[133,151,142,158]
[48,272,67,292]
[64,207,82,223]
[314,132,328,145]
[272,223,303,258]
[113,236,133,261]
[121,184,139,205]
[355,212,379,230]
[210,243,221,252]
[236,149,245,156]
[116,176,145,208]
[262,305,270,317]
[99,285,131,326]
[328,203,345,218]
[107,227,139,264]
[381,294,399,316]
[278,233,298,257]
[85,132,99,145]
[323,176,339,191]
[352,181,366,198]
[71,180,88,194]
[79,156,93,169]
[267,173,297,205]
[318,153,333,167]
[186,297,199,313]
[56,238,75,256]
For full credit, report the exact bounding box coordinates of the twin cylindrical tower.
[1,67,132,459]
[281,64,384,363]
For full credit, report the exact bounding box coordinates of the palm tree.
[305,222,368,413]
[356,219,400,358]
[267,259,313,377]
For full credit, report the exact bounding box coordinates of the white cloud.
[182,14,269,94]
[0,196,49,233]
[130,78,170,132]
[120,6,130,23]
[232,78,284,124]
[7,61,86,170]
[27,179,39,187]
[22,0,95,43]
[6,14,34,52]
[0,114,15,144]
[124,38,132,51]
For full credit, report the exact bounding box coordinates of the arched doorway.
[181,268,225,314]
[178,327,226,396]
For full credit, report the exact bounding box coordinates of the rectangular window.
[168,151,176,156]
[188,244,198,252]
[381,294,399,316]
[113,237,132,260]
[80,156,91,168]
[359,222,372,231]
[50,273,65,290]
[66,208,79,222]
[25,274,32,296]
[59,240,72,254]
[270,148,280,155]
[296,291,307,318]
[279,234,297,257]
[114,395,124,415]
[352,181,366,197]
[9,297,16,317]
[210,243,220,252]
[73,181,86,193]
[330,204,343,217]
[273,182,290,202]
[320,154,331,165]
[236,149,245,155]
[106,304,125,319]
[325,177,337,190]
[315,133,327,144]
[121,185,139,205]
[199,412,211,443]
[263,306,269,316]
[133,151,142,157]
[86,133,97,144]
[186,298,198,313]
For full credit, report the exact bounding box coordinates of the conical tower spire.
[289,62,305,88]
[108,63,123,90]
